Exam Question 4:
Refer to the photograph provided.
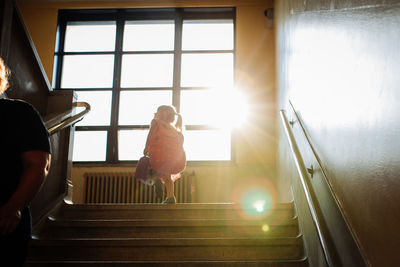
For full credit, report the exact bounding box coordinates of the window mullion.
[54,20,67,89]
[172,9,183,112]
[108,17,124,163]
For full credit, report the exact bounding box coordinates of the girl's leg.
[163,175,174,198]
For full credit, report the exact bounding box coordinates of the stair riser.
[40,226,298,239]
[25,260,309,267]
[29,245,303,261]
[57,210,294,221]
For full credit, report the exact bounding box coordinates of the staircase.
[26,202,308,266]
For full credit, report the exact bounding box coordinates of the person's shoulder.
[151,118,160,126]
[149,119,160,130]
[5,99,43,124]
[2,98,35,111]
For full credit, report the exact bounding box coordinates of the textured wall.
[276,0,400,265]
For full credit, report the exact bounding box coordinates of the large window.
[54,8,236,164]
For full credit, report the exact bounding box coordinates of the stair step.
[28,202,306,265]
[28,237,303,261]
[26,258,308,267]
[55,203,295,221]
[37,218,299,239]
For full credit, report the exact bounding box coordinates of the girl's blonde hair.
[157,105,183,132]
[0,57,10,94]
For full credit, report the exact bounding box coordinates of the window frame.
[54,8,236,166]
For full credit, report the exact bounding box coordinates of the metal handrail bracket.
[280,109,337,267]
[45,102,90,135]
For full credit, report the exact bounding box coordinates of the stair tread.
[26,258,309,267]
[27,258,308,263]
[56,203,295,221]
[61,202,294,211]
[36,216,299,239]
[31,236,303,246]
[46,217,298,227]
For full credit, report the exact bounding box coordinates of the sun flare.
[201,87,249,130]
[223,87,249,129]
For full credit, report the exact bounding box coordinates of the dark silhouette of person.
[0,57,51,266]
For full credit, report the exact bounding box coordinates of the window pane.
[73,131,108,161]
[64,21,116,52]
[184,130,231,161]
[119,90,172,125]
[75,91,112,126]
[61,55,114,88]
[182,20,233,51]
[118,130,149,161]
[121,54,174,88]
[181,90,222,125]
[181,88,247,129]
[181,53,233,87]
[123,20,175,51]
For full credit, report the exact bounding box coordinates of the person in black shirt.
[0,57,51,266]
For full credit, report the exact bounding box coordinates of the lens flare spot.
[262,224,270,232]
[253,200,266,213]
[230,176,278,220]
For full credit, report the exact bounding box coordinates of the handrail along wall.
[280,108,340,267]
[281,100,368,267]
[45,101,91,135]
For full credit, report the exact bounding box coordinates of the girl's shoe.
[162,196,176,204]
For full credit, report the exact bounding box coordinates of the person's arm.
[143,119,158,155]
[0,150,51,235]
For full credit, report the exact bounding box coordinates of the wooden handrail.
[45,102,90,135]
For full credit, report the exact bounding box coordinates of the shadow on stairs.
[25,202,308,266]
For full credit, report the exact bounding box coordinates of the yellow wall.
[17,0,276,203]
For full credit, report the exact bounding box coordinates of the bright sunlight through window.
[181,87,248,129]
[55,8,237,163]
